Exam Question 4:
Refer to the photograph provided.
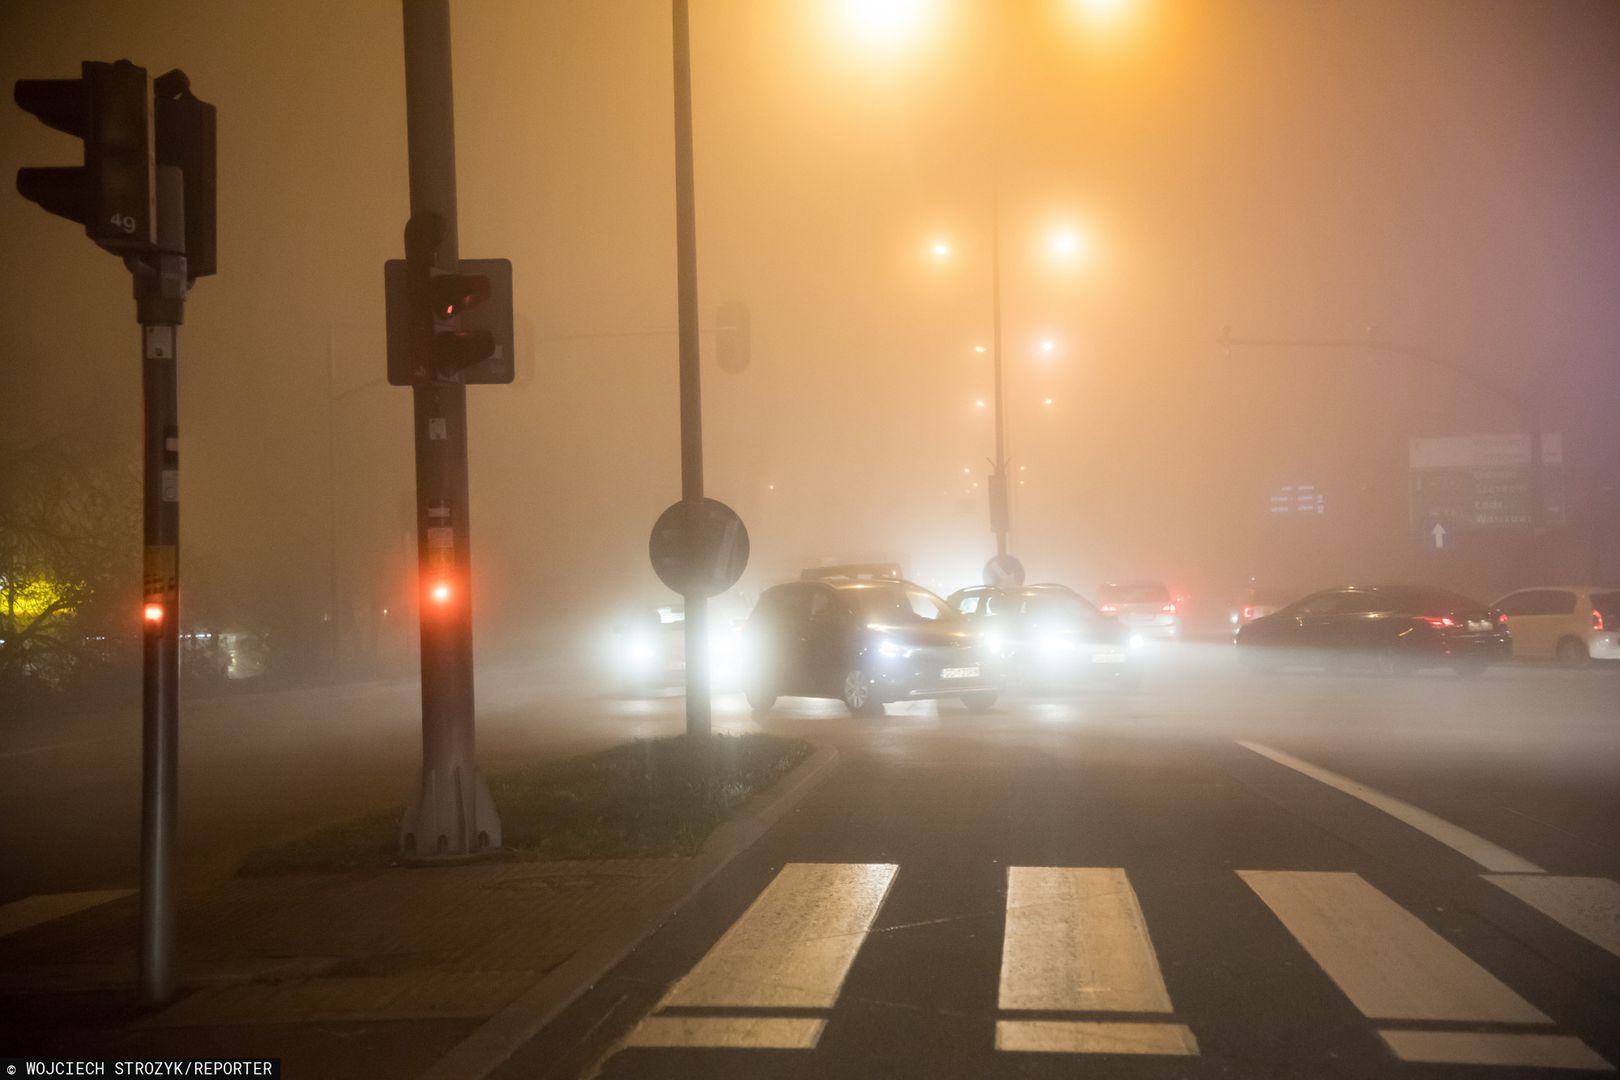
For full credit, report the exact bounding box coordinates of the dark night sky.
[4,0,1617,658]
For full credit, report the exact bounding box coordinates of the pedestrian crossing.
[619,861,1614,1069]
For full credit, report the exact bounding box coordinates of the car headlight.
[1128,633,1147,650]
[626,638,656,665]
[983,632,1004,656]
[1040,635,1074,655]
[877,639,912,660]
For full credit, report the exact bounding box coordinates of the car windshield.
[848,584,957,625]
[1100,584,1168,604]
[1022,593,1102,622]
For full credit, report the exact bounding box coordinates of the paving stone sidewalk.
[0,858,683,1076]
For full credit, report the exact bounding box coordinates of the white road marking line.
[1237,741,1544,874]
[1240,870,1547,1023]
[660,862,897,1009]
[1379,1030,1613,1070]
[998,867,1173,1013]
[1486,874,1620,960]
[996,1020,1197,1055]
[623,1016,825,1050]
[0,889,134,939]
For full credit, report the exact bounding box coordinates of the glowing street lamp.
[837,0,933,48]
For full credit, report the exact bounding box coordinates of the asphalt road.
[4,647,1618,1078]
[480,648,1620,1079]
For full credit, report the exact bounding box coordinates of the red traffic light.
[428,580,453,606]
[428,274,491,321]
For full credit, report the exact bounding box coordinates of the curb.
[418,741,841,1080]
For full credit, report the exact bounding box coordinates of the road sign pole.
[990,188,1009,558]
[132,165,186,1006]
[673,0,710,740]
[398,0,500,858]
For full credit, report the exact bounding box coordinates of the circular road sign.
[983,553,1026,588]
[649,497,750,598]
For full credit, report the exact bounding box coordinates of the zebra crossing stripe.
[623,1016,824,1050]
[1242,869,1611,1070]
[1485,874,1620,960]
[1379,1030,1612,1070]
[997,867,1196,1055]
[1240,870,1546,1022]
[624,862,897,1049]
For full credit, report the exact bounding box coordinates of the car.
[1235,584,1511,675]
[1097,581,1181,640]
[743,577,1001,716]
[1490,586,1620,666]
[604,597,747,695]
[1230,585,1299,634]
[946,583,1137,687]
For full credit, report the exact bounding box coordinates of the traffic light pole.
[131,165,186,1006]
[673,0,711,740]
[398,0,500,858]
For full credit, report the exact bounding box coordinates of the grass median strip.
[238,733,814,876]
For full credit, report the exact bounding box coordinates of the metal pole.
[990,189,1008,557]
[134,164,187,1006]
[398,0,501,858]
[673,0,711,739]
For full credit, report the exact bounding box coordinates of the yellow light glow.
[1075,0,1130,22]
[974,344,987,353]
[837,0,932,47]
[975,399,986,408]
[931,239,951,258]
[1040,340,1056,353]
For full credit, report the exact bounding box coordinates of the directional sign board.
[1422,516,1457,553]
[983,553,1026,588]
[649,497,749,598]
[1409,433,1564,538]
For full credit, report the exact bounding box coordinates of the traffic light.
[153,70,216,279]
[15,60,155,255]
[385,257,515,385]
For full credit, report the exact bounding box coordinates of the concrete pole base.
[400,763,503,861]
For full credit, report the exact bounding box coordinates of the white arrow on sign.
[1431,522,1448,549]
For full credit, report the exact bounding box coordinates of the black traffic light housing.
[153,69,216,279]
[385,215,514,386]
[15,59,155,255]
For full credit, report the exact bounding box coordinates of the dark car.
[743,578,1001,716]
[1235,585,1511,675]
[946,583,1136,687]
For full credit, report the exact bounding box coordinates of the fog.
[4,0,1618,684]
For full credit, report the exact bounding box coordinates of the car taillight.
[1497,612,1508,626]
[1242,605,1254,621]
[1100,603,1117,613]
[1161,603,1177,614]
[1424,616,1456,628]
[1596,609,1606,632]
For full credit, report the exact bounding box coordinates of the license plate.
[1092,652,1126,664]
[1466,620,1491,632]
[941,665,979,679]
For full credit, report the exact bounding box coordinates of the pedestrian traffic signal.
[15,60,155,255]
[385,258,515,386]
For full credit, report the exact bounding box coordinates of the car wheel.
[746,684,777,717]
[960,691,998,713]
[1556,637,1590,668]
[842,669,882,717]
